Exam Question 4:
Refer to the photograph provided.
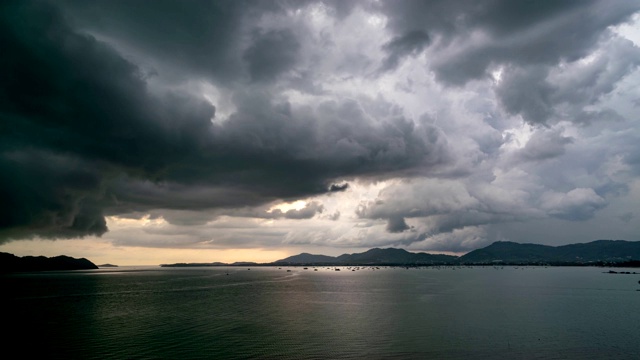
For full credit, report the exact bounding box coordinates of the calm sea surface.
[3,266,639,359]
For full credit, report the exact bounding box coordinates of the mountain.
[336,248,457,265]
[0,252,99,272]
[554,240,640,262]
[274,253,337,264]
[274,248,457,265]
[459,240,640,264]
[274,240,640,266]
[159,239,640,267]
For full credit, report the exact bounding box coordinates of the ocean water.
[3,266,639,359]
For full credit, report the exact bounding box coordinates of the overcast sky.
[1,0,640,265]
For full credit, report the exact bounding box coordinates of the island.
[0,252,99,273]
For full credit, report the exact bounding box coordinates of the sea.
[3,265,639,359]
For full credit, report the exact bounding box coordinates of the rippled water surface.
[4,266,639,359]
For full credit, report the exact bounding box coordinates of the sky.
[1,0,640,265]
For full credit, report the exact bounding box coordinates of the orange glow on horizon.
[0,238,290,266]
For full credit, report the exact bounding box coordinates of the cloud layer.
[1,0,639,253]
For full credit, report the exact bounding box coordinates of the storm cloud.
[1,0,639,254]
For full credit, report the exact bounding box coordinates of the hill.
[274,248,458,265]
[274,253,338,264]
[0,252,99,272]
[336,248,457,265]
[459,240,640,264]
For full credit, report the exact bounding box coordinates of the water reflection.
[2,266,639,359]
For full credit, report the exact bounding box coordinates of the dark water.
[3,266,639,359]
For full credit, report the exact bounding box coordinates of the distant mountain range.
[0,252,99,272]
[274,247,458,265]
[160,239,640,267]
[459,240,640,265]
[5,240,639,272]
[271,239,640,266]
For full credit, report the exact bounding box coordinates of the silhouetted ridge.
[459,240,640,264]
[0,252,99,272]
[336,248,456,265]
[275,253,337,264]
[159,239,640,267]
[275,248,457,265]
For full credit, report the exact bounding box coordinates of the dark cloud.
[0,1,218,170]
[58,0,359,86]
[517,129,573,162]
[0,0,453,241]
[0,151,107,240]
[218,95,452,181]
[386,216,410,233]
[380,30,430,71]
[496,38,640,124]
[244,29,301,82]
[380,0,640,85]
[356,177,611,246]
[328,183,349,192]
[57,0,251,84]
[1,0,638,253]
[496,66,554,124]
